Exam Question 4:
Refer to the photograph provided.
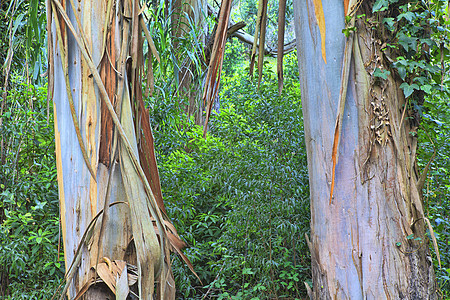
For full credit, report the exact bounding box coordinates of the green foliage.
[209,54,307,299]
[419,92,450,296]
[1,0,47,85]
[0,78,62,298]
[150,49,309,299]
[374,0,447,101]
[222,37,248,77]
[1,0,450,298]
[145,0,208,100]
[229,0,296,47]
[371,0,450,295]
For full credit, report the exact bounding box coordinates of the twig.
[202,264,225,300]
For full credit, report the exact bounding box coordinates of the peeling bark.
[50,0,167,298]
[294,0,437,298]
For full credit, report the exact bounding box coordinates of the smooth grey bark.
[293,0,436,298]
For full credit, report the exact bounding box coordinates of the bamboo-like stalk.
[249,0,264,77]
[202,0,232,137]
[277,0,287,95]
[257,0,268,88]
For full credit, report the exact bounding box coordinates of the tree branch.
[207,4,296,58]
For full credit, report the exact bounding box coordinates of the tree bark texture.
[293,0,437,298]
[49,0,165,298]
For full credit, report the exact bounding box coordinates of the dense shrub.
[0,78,62,298]
[151,50,312,299]
[418,90,450,296]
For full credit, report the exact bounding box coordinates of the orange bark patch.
[330,119,340,204]
[137,95,167,215]
[99,19,117,166]
[53,106,68,272]
[312,0,327,63]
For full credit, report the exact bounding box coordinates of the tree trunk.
[172,0,207,123]
[293,0,437,298]
[49,0,168,298]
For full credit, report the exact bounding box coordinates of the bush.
[0,78,63,298]
[151,50,311,299]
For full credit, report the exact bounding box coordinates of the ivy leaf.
[400,82,419,98]
[396,67,406,80]
[397,11,415,22]
[413,76,426,85]
[398,33,417,52]
[420,84,432,94]
[373,0,389,12]
[373,68,390,79]
[420,38,436,47]
[383,17,395,30]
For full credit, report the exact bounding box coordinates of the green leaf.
[373,68,390,80]
[396,242,402,246]
[383,18,395,30]
[397,11,415,22]
[398,33,417,52]
[12,13,26,37]
[342,27,356,37]
[400,83,419,98]
[242,267,255,275]
[396,67,407,80]
[373,0,389,12]
[406,234,414,240]
[420,84,432,94]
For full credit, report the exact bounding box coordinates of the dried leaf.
[96,259,126,293]
[116,265,129,300]
[150,219,200,283]
[424,217,441,268]
[140,16,161,63]
[54,201,127,300]
[138,96,166,215]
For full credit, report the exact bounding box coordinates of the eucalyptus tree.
[293,0,440,298]
[172,0,207,122]
[47,0,190,298]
